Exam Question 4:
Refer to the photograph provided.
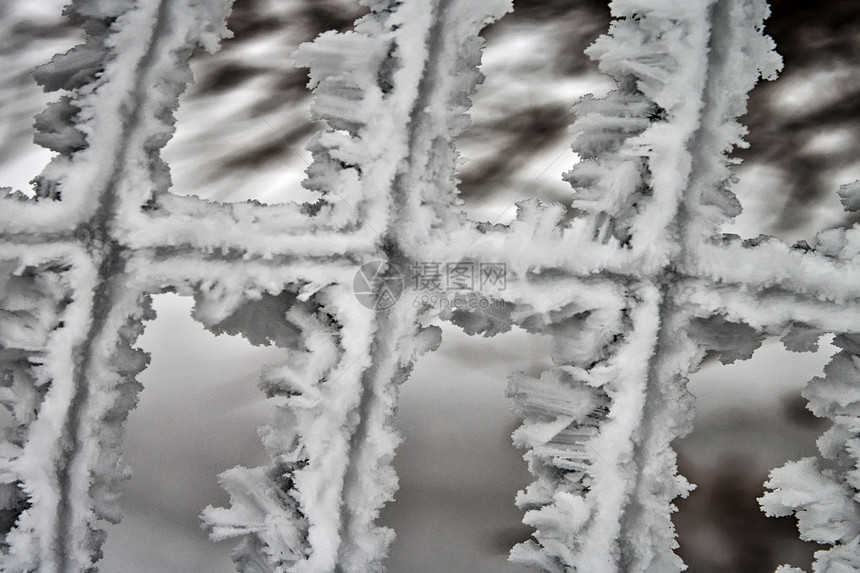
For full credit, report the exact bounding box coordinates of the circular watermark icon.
[353,260,404,310]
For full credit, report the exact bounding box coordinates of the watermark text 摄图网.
[353,260,507,310]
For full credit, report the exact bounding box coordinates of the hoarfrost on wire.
[0,0,859,572]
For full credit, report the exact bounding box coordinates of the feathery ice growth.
[1,0,860,572]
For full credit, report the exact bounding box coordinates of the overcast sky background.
[1,1,859,572]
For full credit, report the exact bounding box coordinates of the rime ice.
[2,1,860,573]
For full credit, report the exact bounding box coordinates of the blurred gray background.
[1,1,859,571]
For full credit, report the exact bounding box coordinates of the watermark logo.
[353,260,404,310]
[353,260,507,310]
